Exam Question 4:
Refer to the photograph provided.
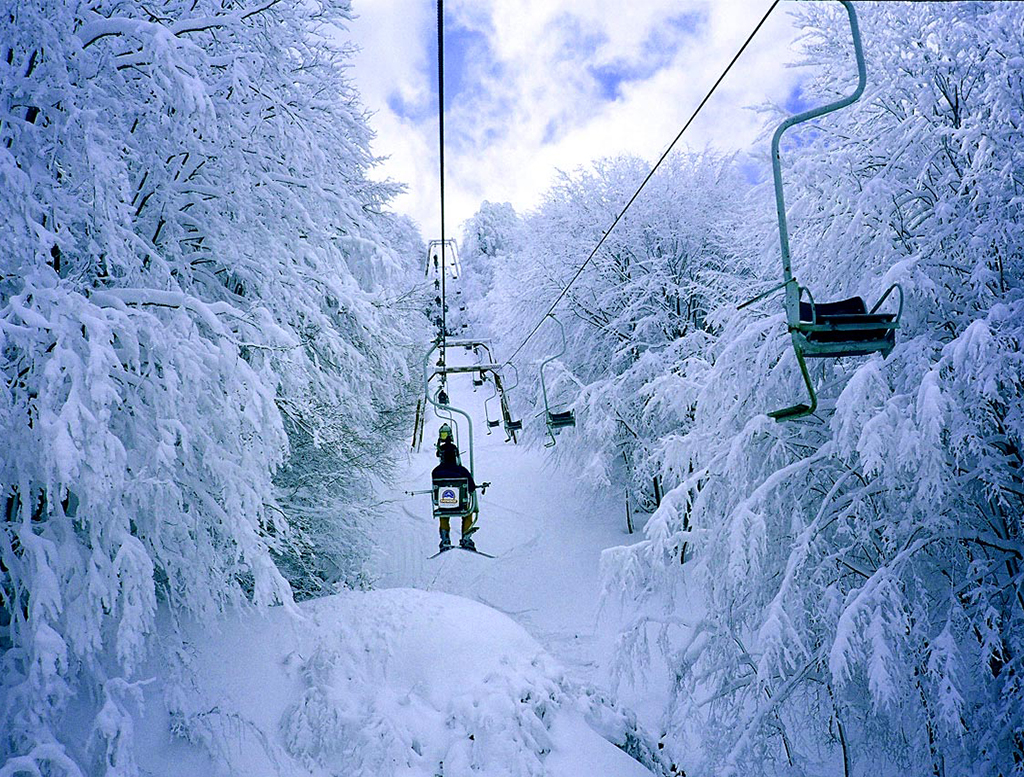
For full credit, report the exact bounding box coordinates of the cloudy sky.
[345,0,812,238]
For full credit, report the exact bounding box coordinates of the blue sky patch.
[443,19,493,112]
[586,10,705,101]
[784,84,813,114]
[542,119,559,145]
[551,13,608,63]
[386,91,431,123]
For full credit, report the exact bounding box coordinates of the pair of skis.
[428,524,493,559]
[428,545,494,559]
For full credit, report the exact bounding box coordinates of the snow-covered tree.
[459,201,519,306]
[602,3,1024,775]
[0,0,423,772]
[481,152,751,500]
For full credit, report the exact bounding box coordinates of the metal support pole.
[771,0,865,329]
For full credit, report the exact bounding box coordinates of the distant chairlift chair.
[483,378,502,433]
[500,363,523,439]
[747,0,903,421]
[426,239,458,277]
[540,314,576,447]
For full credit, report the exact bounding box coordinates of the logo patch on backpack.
[439,487,459,508]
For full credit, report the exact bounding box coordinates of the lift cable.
[437,0,448,371]
[504,0,781,367]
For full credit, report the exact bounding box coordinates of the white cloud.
[347,0,810,240]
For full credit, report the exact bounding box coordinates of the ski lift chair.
[500,363,524,433]
[483,379,502,433]
[499,363,523,441]
[431,475,478,526]
[748,0,903,421]
[424,371,478,529]
[540,315,576,446]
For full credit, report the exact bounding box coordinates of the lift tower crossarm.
[430,363,502,376]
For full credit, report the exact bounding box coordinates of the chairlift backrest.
[432,476,472,516]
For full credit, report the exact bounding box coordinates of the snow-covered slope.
[134,588,656,777]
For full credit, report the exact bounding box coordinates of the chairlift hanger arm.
[502,362,520,392]
[539,314,568,417]
[538,315,577,446]
[772,0,865,298]
[422,341,474,474]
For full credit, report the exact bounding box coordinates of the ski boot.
[459,528,477,552]
[439,529,452,553]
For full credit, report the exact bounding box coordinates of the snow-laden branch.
[78,1,283,49]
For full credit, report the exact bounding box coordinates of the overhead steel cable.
[437,0,448,368]
[504,0,781,366]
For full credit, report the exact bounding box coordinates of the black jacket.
[431,460,476,492]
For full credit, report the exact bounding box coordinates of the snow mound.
[136,589,662,776]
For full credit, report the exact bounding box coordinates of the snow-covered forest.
[3,1,1022,776]
[466,3,1024,774]
[1,0,425,772]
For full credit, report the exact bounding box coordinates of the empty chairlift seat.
[794,285,902,359]
[547,410,576,428]
[483,380,502,430]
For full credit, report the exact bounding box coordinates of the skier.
[432,432,478,552]
[435,422,455,458]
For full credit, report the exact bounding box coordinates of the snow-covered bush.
[1,0,422,772]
